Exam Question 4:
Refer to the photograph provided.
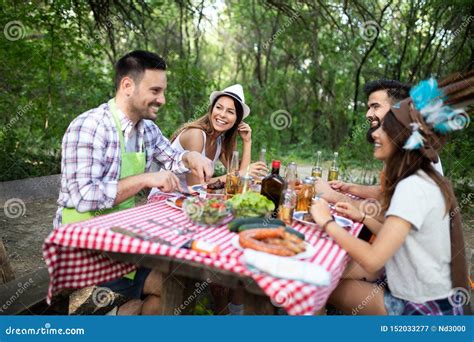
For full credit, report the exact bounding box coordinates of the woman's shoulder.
[179,128,205,150]
[395,170,441,198]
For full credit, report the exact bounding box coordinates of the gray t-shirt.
[385,170,452,303]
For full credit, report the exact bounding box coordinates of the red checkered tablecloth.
[43,194,363,315]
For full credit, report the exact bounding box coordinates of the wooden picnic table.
[43,194,363,315]
[104,251,275,315]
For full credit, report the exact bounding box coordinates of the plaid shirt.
[54,101,188,227]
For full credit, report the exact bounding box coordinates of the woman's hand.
[309,198,333,227]
[334,202,364,222]
[246,161,269,178]
[237,122,252,143]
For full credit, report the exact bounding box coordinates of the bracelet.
[321,218,335,232]
[361,212,367,223]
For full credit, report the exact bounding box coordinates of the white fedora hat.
[209,84,250,119]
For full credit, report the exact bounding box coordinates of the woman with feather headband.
[311,72,472,315]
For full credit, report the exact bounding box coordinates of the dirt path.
[1,199,57,278]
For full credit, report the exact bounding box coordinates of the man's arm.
[315,179,384,219]
[114,171,181,205]
[329,181,381,200]
[346,184,381,199]
[63,118,117,212]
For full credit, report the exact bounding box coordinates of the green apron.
[62,98,146,280]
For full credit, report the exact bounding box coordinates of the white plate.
[165,197,185,211]
[230,235,316,260]
[293,211,353,230]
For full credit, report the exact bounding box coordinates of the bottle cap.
[272,160,281,168]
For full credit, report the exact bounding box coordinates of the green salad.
[184,197,231,225]
[228,192,275,217]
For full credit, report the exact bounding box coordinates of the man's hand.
[115,171,181,205]
[183,151,213,183]
[329,180,352,192]
[314,178,339,203]
[145,171,181,192]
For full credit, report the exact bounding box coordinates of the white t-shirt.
[385,170,452,303]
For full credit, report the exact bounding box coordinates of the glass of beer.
[238,175,254,194]
[296,177,315,212]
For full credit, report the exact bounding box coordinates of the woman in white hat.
[166,84,268,190]
[153,84,265,314]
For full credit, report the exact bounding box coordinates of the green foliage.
[191,297,214,315]
[0,0,471,197]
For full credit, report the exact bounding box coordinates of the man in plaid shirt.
[55,50,213,315]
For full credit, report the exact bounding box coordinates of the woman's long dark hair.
[171,95,244,168]
[381,110,469,300]
[381,111,454,213]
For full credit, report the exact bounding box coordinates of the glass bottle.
[327,152,339,181]
[259,148,267,164]
[260,160,285,217]
[254,148,268,186]
[225,151,240,197]
[285,162,299,188]
[311,151,323,178]
[278,163,298,225]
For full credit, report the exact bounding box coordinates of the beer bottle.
[261,160,285,217]
[327,152,339,181]
[311,151,323,178]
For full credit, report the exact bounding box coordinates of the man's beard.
[366,117,381,144]
[130,98,155,120]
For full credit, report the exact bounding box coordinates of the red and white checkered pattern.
[43,194,362,315]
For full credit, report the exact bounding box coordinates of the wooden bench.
[0,267,59,315]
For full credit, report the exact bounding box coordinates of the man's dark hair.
[114,50,167,90]
[363,79,411,104]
